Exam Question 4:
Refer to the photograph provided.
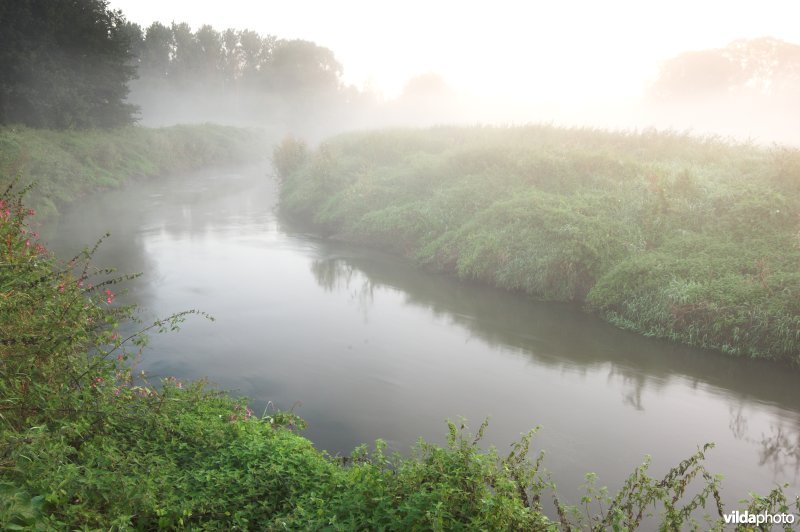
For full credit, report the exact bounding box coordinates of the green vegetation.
[0,0,362,132]
[130,22,342,98]
[0,124,267,218]
[3,181,796,529]
[276,126,800,364]
[0,0,137,128]
[125,19,359,129]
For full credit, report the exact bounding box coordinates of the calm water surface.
[43,165,800,510]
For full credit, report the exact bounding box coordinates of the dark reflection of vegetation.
[729,405,800,482]
[307,251,800,404]
[609,366,646,411]
[307,249,800,479]
[759,424,800,479]
[311,258,375,317]
[729,405,749,440]
[312,258,357,292]
[278,128,800,364]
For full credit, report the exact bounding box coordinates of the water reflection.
[612,367,645,412]
[310,259,375,318]
[307,255,800,412]
[730,405,749,440]
[309,253,800,485]
[43,166,799,508]
[728,405,800,482]
[760,425,800,479]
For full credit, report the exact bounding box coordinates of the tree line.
[0,0,350,129]
[127,22,342,96]
[0,0,136,128]
[648,37,800,101]
[2,0,799,131]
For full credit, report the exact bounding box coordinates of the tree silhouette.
[650,37,800,101]
[0,0,138,128]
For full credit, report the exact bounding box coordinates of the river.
[42,163,800,514]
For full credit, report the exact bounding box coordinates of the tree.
[238,29,274,86]
[195,25,223,85]
[139,22,172,82]
[268,39,342,94]
[127,23,349,128]
[0,0,139,128]
[649,37,800,101]
[220,29,242,89]
[645,38,800,143]
[169,22,203,87]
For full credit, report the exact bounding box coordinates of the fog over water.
[42,165,800,512]
[114,0,800,145]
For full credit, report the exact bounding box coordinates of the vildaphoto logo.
[723,510,796,525]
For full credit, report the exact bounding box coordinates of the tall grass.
[0,124,268,218]
[276,126,800,364]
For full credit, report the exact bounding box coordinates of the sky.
[110,0,800,105]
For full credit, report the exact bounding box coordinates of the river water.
[42,164,800,513]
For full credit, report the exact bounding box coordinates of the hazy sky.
[111,0,800,104]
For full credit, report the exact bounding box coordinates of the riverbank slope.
[276,126,800,364]
[0,124,268,218]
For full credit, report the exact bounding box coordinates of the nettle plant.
[0,183,235,526]
[0,182,208,431]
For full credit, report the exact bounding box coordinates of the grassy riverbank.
[276,126,800,365]
[0,124,267,218]
[4,178,795,529]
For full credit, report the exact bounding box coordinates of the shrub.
[276,126,800,363]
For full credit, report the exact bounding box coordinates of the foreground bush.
[276,127,800,364]
[1,187,796,529]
